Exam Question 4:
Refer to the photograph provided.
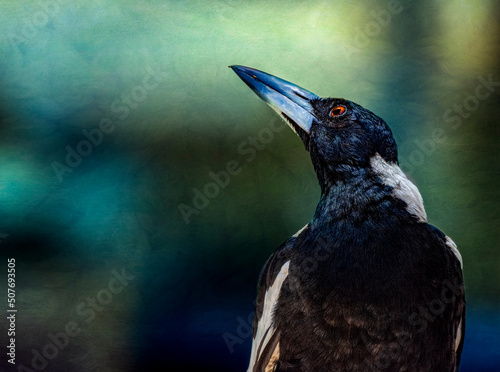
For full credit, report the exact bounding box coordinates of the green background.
[0,0,498,371]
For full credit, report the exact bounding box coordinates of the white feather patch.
[370,154,427,222]
[292,224,308,238]
[265,343,280,372]
[455,318,463,352]
[247,261,290,372]
[445,236,463,270]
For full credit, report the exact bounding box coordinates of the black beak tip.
[229,64,317,135]
[228,65,248,76]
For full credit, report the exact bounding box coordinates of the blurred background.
[0,0,499,371]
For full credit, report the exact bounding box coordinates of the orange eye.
[330,106,346,117]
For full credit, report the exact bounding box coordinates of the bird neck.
[312,166,397,226]
[309,148,371,194]
[310,154,426,226]
[314,160,371,195]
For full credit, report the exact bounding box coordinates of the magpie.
[230,65,465,372]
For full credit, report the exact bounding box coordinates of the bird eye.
[330,106,346,117]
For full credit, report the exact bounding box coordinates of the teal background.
[0,0,499,371]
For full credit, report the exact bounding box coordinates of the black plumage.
[230,66,465,372]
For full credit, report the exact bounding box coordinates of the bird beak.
[230,65,319,135]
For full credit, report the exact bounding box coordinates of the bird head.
[230,66,398,191]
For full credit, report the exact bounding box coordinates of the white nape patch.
[455,318,463,353]
[247,261,290,372]
[445,236,463,270]
[370,154,427,222]
[292,224,309,238]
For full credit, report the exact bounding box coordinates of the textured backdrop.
[0,1,499,371]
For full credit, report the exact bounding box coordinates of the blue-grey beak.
[230,65,319,134]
